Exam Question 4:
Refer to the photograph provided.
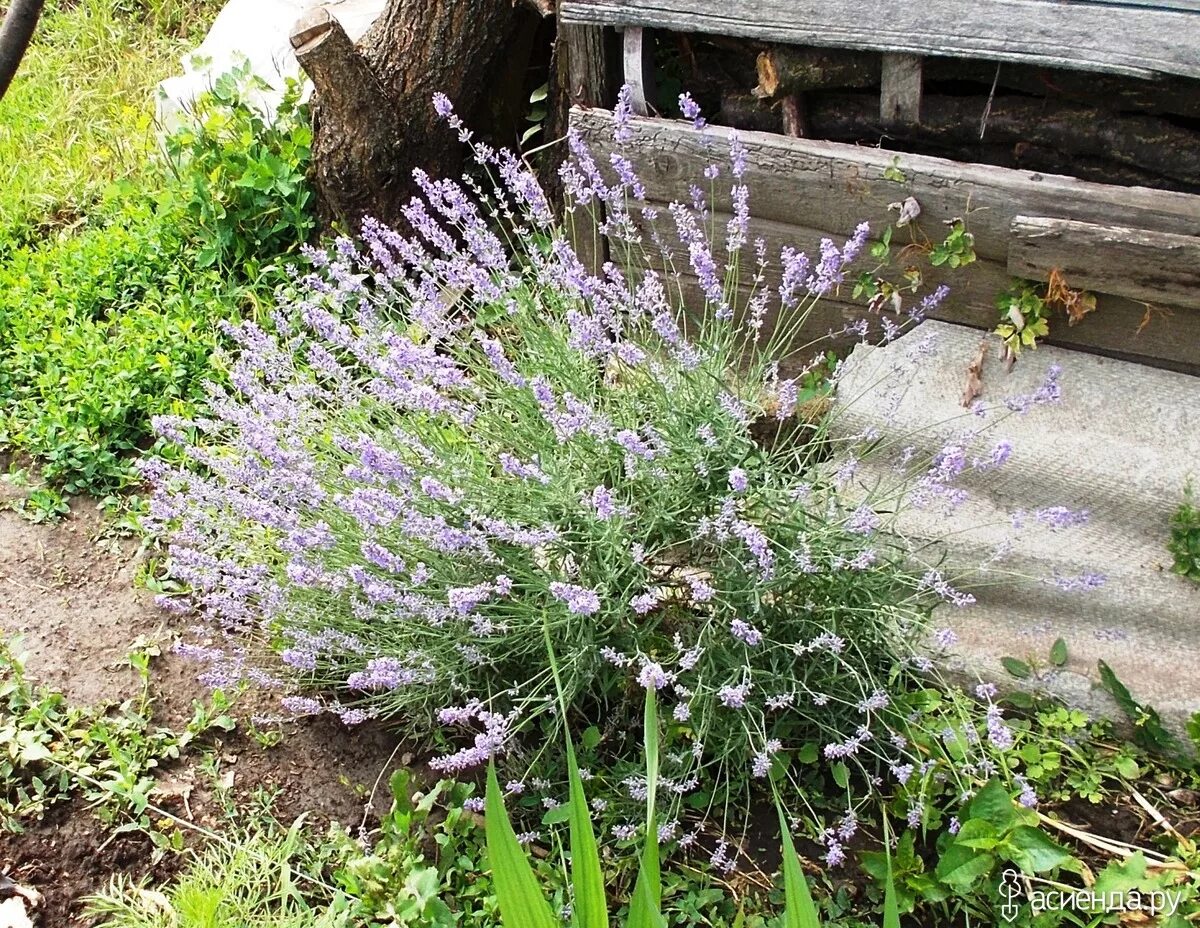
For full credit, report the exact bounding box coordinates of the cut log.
[921,60,1200,121]
[803,92,1200,193]
[293,0,523,229]
[755,46,878,99]
[718,91,782,134]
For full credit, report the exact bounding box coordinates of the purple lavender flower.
[985,703,1014,750]
[549,581,601,615]
[678,92,706,130]
[588,484,619,520]
[728,467,749,493]
[847,505,881,535]
[630,591,658,614]
[729,618,763,646]
[933,627,959,649]
[718,681,752,708]
[1031,506,1090,530]
[637,661,672,690]
[613,84,635,144]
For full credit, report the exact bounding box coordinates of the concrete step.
[832,320,1200,728]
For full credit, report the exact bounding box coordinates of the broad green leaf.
[830,763,849,789]
[1001,657,1032,679]
[1049,638,1068,667]
[934,844,995,891]
[541,802,572,826]
[484,762,558,928]
[776,800,821,928]
[1005,826,1073,874]
[952,819,1000,851]
[882,838,902,928]
[543,628,608,928]
[967,780,1019,831]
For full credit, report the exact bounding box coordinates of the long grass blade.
[564,735,609,928]
[543,622,609,928]
[882,821,902,928]
[776,799,822,928]
[627,687,664,928]
[484,761,559,928]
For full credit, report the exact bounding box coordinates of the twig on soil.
[1038,811,1185,869]
[1130,788,1192,846]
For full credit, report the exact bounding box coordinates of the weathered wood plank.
[621,25,654,115]
[880,54,922,127]
[1075,0,1200,11]
[1008,216,1200,309]
[570,108,1200,371]
[640,203,1200,369]
[563,22,609,107]
[570,109,1200,266]
[560,0,1200,80]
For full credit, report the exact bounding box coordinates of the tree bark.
[0,0,44,102]
[293,0,524,229]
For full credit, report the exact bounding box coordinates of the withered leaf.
[961,340,988,408]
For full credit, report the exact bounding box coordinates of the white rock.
[156,0,386,130]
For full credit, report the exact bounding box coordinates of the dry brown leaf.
[961,340,988,408]
[1045,267,1097,326]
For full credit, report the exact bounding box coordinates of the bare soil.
[0,498,407,926]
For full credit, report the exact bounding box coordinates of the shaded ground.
[0,497,407,926]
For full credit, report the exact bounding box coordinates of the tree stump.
[291,0,523,230]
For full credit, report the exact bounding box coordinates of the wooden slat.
[639,203,1200,371]
[621,26,654,116]
[880,53,922,127]
[563,22,609,107]
[571,109,1200,263]
[560,0,1200,80]
[571,108,1200,373]
[1008,217,1200,309]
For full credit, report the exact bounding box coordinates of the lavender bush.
[146,88,1067,862]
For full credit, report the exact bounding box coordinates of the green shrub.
[147,91,1055,861]
[159,62,315,277]
[87,824,336,928]
[0,68,313,494]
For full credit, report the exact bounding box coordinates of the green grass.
[0,0,221,248]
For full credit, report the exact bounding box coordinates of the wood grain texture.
[570,107,1200,372]
[621,26,653,115]
[1008,216,1200,309]
[560,0,1200,79]
[563,22,609,107]
[880,53,922,126]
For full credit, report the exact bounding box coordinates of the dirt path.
[0,498,408,926]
